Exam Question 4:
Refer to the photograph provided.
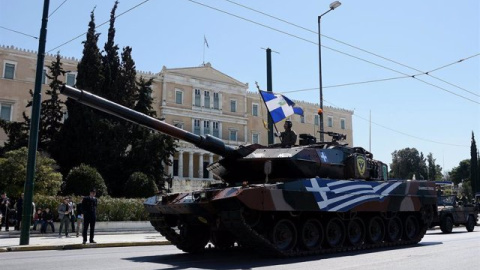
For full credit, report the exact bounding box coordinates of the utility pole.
[266,48,274,145]
[20,0,50,245]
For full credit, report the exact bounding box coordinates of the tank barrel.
[61,85,235,157]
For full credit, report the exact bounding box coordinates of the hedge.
[33,195,150,221]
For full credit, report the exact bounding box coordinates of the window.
[193,119,201,135]
[300,115,305,123]
[229,129,237,141]
[328,116,333,127]
[213,93,220,109]
[173,121,184,129]
[252,133,259,144]
[314,115,319,126]
[212,121,220,138]
[175,89,183,104]
[194,89,201,106]
[42,68,47,84]
[66,73,76,86]
[252,104,258,116]
[173,160,179,177]
[3,62,15,79]
[230,100,237,113]
[0,103,12,121]
[203,121,210,135]
[63,111,68,122]
[204,91,210,108]
[340,118,346,130]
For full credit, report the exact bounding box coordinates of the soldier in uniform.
[82,188,98,244]
[277,120,297,148]
[1,192,11,232]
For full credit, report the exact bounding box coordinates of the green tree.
[0,120,29,155]
[449,159,470,185]
[390,148,427,179]
[102,0,120,102]
[64,164,108,197]
[427,152,443,180]
[0,147,62,197]
[470,132,479,196]
[124,172,158,198]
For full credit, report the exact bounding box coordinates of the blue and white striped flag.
[304,178,403,212]
[259,90,304,123]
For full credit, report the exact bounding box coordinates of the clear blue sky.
[1,0,479,174]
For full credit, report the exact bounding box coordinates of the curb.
[0,240,170,253]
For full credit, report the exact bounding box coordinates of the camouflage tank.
[61,85,437,257]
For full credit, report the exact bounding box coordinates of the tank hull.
[145,178,436,256]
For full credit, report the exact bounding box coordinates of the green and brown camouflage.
[430,195,477,233]
[61,85,438,257]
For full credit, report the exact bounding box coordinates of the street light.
[318,1,341,142]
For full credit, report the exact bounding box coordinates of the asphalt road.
[2,227,479,270]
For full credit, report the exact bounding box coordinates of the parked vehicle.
[430,195,478,233]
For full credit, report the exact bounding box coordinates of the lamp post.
[318,1,341,142]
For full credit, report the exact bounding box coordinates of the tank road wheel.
[271,219,298,252]
[300,219,323,250]
[403,215,420,240]
[385,217,402,242]
[211,230,236,250]
[347,218,365,247]
[440,216,453,234]
[366,216,384,244]
[465,215,475,232]
[325,218,345,248]
[175,221,210,253]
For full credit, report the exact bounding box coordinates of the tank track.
[149,213,182,245]
[220,209,428,258]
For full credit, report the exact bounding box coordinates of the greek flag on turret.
[259,90,304,123]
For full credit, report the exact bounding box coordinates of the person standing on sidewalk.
[76,202,83,237]
[82,188,98,244]
[58,197,71,237]
[68,197,76,233]
[1,192,11,232]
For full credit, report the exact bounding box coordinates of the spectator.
[41,207,55,233]
[1,192,11,232]
[76,202,83,237]
[82,188,98,244]
[68,197,76,233]
[15,193,24,231]
[32,208,43,231]
[58,197,71,237]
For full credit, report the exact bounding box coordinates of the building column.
[188,151,194,178]
[209,154,214,179]
[168,154,173,176]
[178,151,184,178]
[198,153,204,179]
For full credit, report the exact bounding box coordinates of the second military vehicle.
[61,85,438,257]
[430,195,477,233]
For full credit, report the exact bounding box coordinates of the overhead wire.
[186,0,479,104]
[47,0,151,53]
[222,0,479,98]
[48,0,69,18]
[0,26,38,39]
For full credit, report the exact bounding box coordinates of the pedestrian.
[68,197,76,233]
[82,188,98,244]
[15,193,24,231]
[41,207,55,233]
[58,197,71,237]
[0,192,11,232]
[76,202,83,237]
[32,208,43,231]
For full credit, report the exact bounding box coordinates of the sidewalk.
[0,229,170,252]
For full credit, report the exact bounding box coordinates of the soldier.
[82,188,98,244]
[1,192,11,232]
[277,120,297,148]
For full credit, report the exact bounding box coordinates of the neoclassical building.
[0,45,353,192]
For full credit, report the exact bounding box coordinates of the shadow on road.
[125,243,439,270]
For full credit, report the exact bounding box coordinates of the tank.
[61,85,438,257]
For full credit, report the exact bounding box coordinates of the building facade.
[0,45,353,192]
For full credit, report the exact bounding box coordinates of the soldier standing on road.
[82,188,98,244]
[277,120,297,148]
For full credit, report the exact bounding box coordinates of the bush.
[34,195,149,221]
[64,164,108,196]
[124,172,158,198]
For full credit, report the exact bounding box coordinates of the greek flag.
[304,178,403,212]
[259,90,304,123]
